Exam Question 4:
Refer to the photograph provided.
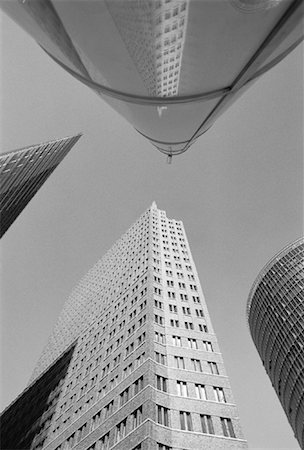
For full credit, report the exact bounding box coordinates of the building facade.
[0,135,81,238]
[247,238,304,449]
[1,203,247,449]
[0,0,302,157]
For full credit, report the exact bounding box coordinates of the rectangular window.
[191,358,202,372]
[120,387,129,406]
[182,306,191,315]
[104,400,114,418]
[155,314,164,325]
[157,405,169,426]
[214,387,226,403]
[132,445,142,450]
[77,423,89,442]
[156,375,168,392]
[170,319,179,327]
[203,341,213,352]
[156,331,165,344]
[172,335,181,346]
[200,414,214,434]
[196,309,204,317]
[134,376,144,395]
[176,380,188,397]
[169,304,177,313]
[208,361,219,375]
[188,338,198,349]
[184,321,193,330]
[221,417,235,438]
[179,411,193,431]
[88,433,109,450]
[155,351,166,365]
[174,356,185,369]
[195,384,206,400]
[131,406,143,429]
[157,444,172,450]
[115,419,127,443]
[91,410,102,430]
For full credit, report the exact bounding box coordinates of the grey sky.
[0,10,303,450]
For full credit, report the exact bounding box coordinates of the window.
[170,319,179,327]
[77,423,89,442]
[91,410,102,430]
[176,380,188,397]
[169,304,177,313]
[158,444,172,450]
[99,433,110,450]
[131,406,143,429]
[138,332,145,346]
[155,299,163,309]
[156,375,168,392]
[221,417,235,438]
[174,356,185,369]
[155,331,165,344]
[196,309,204,317]
[184,321,193,330]
[134,376,144,395]
[208,361,219,375]
[195,384,206,400]
[155,314,164,325]
[199,324,208,332]
[132,445,142,450]
[191,358,202,372]
[120,387,129,406]
[155,351,166,365]
[157,405,169,426]
[203,341,213,352]
[115,419,127,442]
[182,307,191,315]
[188,338,198,349]
[214,387,226,403]
[104,400,114,418]
[172,335,181,346]
[87,433,109,450]
[179,411,193,431]
[200,415,214,434]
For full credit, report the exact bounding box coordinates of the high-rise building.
[0,0,302,157]
[1,203,248,450]
[247,237,304,449]
[0,135,82,238]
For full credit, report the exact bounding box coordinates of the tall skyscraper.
[0,135,82,238]
[1,203,247,450]
[247,237,304,449]
[0,0,302,157]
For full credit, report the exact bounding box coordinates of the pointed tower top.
[151,201,157,210]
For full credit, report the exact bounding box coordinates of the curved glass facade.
[1,0,303,157]
[247,238,304,448]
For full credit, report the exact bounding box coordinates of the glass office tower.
[0,135,81,238]
[247,238,304,449]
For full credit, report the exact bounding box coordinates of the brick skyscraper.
[1,203,247,450]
